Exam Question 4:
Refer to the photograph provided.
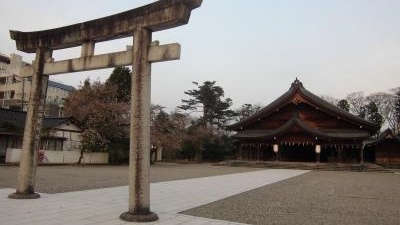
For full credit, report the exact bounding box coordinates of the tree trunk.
[77,149,84,165]
[195,148,202,162]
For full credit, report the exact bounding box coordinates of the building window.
[0,90,15,100]
[0,77,6,84]
[41,139,64,151]
[56,141,63,151]
[10,90,15,99]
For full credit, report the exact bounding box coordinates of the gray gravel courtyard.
[182,170,400,225]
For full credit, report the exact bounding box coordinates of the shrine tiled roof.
[229,79,380,134]
[363,129,400,147]
[232,115,371,140]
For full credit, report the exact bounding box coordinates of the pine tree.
[178,81,235,129]
[106,66,132,102]
[337,99,350,112]
[366,101,383,126]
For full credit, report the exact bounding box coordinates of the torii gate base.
[7,0,202,223]
[120,213,159,223]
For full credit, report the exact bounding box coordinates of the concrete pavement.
[0,169,309,225]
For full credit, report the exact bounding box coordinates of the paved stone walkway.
[0,169,308,225]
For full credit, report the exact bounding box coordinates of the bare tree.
[64,79,129,164]
[346,92,367,118]
[390,88,400,134]
[320,95,339,106]
[366,90,400,134]
[234,103,263,122]
[150,106,190,161]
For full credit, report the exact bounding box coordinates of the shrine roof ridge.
[10,0,202,53]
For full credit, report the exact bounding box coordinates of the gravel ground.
[182,171,400,225]
[0,163,261,193]
[2,164,399,224]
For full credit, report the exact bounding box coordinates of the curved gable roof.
[229,79,380,133]
[233,114,371,140]
[364,129,400,147]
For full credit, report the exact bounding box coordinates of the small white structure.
[0,108,108,164]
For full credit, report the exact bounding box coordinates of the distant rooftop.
[0,53,10,64]
[48,80,76,92]
[0,108,73,131]
[0,52,29,66]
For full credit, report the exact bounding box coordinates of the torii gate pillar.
[8,47,51,199]
[120,27,158,222]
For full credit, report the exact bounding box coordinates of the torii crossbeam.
[8,0,202,222]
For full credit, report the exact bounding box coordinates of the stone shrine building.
[229,79,380,163]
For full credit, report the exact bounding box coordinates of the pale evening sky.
[0,0,399,111]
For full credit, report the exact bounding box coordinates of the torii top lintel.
[10,0,202,53]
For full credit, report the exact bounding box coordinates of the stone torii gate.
[8,0,202,222]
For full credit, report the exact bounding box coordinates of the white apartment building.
[0,53,75,117]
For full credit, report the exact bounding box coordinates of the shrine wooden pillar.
[360,144,365,165]
[338,146,343,163]
[238,144,243,160]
